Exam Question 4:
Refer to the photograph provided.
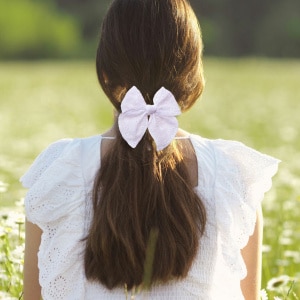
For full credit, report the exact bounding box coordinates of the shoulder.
[191,134,280,278]
[190,134,280,208]
[20,138,75,189]
[191,134,280,217]
[20,135,102,188]
[190,134,280,175]
[20,135,102,226]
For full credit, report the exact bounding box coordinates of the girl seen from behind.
[22,0,279,299]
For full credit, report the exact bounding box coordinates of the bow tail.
[148,115,179,151]
[118,113,149,148]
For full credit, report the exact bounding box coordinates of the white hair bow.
[118,86,181,151]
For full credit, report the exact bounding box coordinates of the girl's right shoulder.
[20,138,75,188]
[20,138,74,189]
[20,135,102,227]
[20,135,102,189]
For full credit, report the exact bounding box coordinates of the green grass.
[0,58,299,298]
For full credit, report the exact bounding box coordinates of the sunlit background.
[0,0,299,299]
[1,0,300,59]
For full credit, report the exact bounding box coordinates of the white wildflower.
[262,244,271,253]
[284,250,300,263]
[0,290,18,300]
[0,181,8,193]
[11,244,25,265]
[275,259,290,267]
[260,288,268,300]
[267,275,291,291]
[15,198,24,207]
[279,236,293,245]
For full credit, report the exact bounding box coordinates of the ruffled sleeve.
[20,138,92,299]
[20,138,84,227]
[212,139,280,279]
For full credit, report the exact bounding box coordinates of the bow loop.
[153,87,181,116]
[118,86,181,151]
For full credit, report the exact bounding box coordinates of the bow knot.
[146,104,157,115]
[118,86,181,151]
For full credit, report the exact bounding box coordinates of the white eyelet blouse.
[21,134,279,299]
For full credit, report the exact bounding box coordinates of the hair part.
[85,0,206,290]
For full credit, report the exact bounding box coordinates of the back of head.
[85,0,206,290]
[97,0,204,111]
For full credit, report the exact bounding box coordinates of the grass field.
[0,58,299,299]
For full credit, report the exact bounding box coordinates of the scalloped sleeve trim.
[212,139,280,279]
[20,139,84,226]
[20,139,73,189]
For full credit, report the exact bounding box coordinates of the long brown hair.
[85,0,206,290]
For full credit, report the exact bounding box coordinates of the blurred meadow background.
[0,0,300,299]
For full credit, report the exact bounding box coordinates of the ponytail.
[84,131,206,289]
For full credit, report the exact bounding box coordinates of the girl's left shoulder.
[190,134,280,176]
[190,134,280,279]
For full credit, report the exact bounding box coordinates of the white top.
[21,134,279,300]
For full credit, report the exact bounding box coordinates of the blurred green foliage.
[194,0,300,57]
[0,0,299,59]
[255,0,300,57]
[0,0,81,59]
